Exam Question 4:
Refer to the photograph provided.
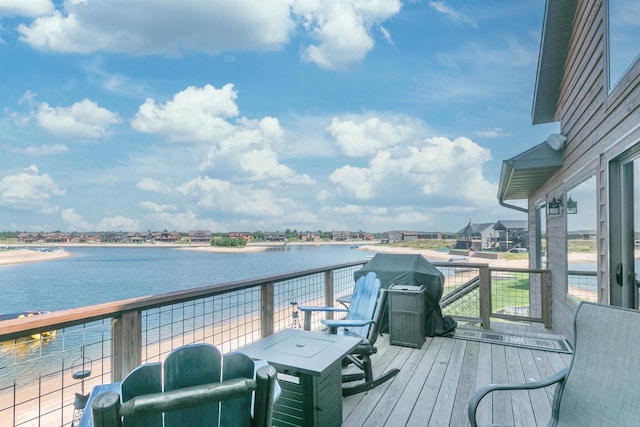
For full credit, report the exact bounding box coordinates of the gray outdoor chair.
[468,301,640,426]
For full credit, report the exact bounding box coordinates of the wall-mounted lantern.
[566,195,578,214]
[548,196,562,215]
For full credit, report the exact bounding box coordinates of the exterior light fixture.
[548,196,562,215]
[546,133,567,151]
[566,195,578,214]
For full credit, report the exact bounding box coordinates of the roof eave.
[531,0,578,125]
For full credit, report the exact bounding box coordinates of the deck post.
[479,265,491,329]
[111,310,142,382]
[541,270,552,328]
[325,270,335,320]
[261,281,274,338]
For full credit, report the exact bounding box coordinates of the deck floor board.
[342,322,572,426]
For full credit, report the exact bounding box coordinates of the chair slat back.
[163,344,222,425]
[121,363,162,427]
[555,302,640,425]
[345,272,381,338]
[221,352,255,427]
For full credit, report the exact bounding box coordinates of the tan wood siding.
[529,0,640,339]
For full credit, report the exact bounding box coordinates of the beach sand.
[0,248,71,266]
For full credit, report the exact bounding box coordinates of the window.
[608,0,640,90]
[566,174,597,302]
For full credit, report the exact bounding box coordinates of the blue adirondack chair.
[299,272,400,396]
[90,343,277,427]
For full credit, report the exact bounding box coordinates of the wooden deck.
[342,323,573,427]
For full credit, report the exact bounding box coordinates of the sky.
[0,0,560,234]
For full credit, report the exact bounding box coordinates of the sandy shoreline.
[0,248,72,266]
[0,241,597,268]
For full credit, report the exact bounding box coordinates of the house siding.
[530,0,640,342]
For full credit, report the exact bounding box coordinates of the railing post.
[479,265,491,329]
[541,270,552,329]
[261,281,274,338]
[325,270,335,320]
[111,311,142,382]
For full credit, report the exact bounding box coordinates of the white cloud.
[429,2,477,28]
[17,1,293,55]
[137,178,172,194]
[329,136,496,205]
[329,165,375,200]
[139,201,176,213]
[12,144,68,156]
[97,215,140,231]
[475,128,508,138]
[316,190,330,202]
[61,208,94,231]
[293,0,402,70]
[0,0,54,17]
[177,176,286,217]
[134,87,310,185]
[328,116,420,157]
[0,165,65,212]
[131,84,238,142]
[34,98,120,138]
[14,1,400,69]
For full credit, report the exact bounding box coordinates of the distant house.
[126,232,154,244]
[44,233,70,243]
[387,230,443,243]
[189,230,212,244]
[455,222,496,251]
[356,232,375,241]
[405,231,442,240]
[154,230,181,243]
[493,220,528,251]
[101,232,125,243]
[332,231,350,241]
[18,232,43,243]
[228,232,252,241]
[264,231,286,241]
[299,232,320,242]
[71,233,94,243]
[387,231,404,243]
[567,230,597,241]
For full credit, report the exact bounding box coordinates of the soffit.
[532,0,578,125]
[498,141,564,201]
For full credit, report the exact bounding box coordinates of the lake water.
[0,245,372,384]
[0,245,371,314]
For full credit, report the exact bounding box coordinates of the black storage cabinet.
[388,284,426,348]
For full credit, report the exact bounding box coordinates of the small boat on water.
[0,311,57,340]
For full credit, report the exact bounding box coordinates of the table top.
[240,329,362,376]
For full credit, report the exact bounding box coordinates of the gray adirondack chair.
[468,301,640,426]
[299,272,400,396]
[91,343,277,427]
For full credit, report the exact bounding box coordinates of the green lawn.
[491,274,530,312]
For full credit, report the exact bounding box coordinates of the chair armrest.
[321,319,374,335]
[468,368,568,427]
[298,306,348,330]
[297,306,348,313]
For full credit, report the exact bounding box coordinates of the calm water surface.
[0,245,370,313]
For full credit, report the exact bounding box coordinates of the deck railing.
[567,270,597,302]
[0,260,550,426]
